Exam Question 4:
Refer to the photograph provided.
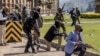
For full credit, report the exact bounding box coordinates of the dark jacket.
[23,11,39,32]
[76,9,80,16]
[69,10,76,19]
[9,12,21,21]
[44,21,61,42]
[23,17,35,32]
[2,9,8,17]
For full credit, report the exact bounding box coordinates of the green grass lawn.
[41,15,100,53]
[43,14,100,23]
[40,23,100,53]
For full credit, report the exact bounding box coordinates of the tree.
[33,0,53,15]
[45,0,53,15]
[34,0,44,7]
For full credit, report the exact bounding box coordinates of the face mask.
[80,29,83,32]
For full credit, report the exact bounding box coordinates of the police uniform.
[0,10,7,45]
[54,8,66,33]
[23,12,39,53]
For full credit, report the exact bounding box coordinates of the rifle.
[85,43,97,50]
[81,43,97,51]
[59,3,66,24]
[61,3,66,12]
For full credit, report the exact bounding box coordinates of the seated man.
[64,24,86,56]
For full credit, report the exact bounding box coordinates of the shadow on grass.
[43,19,54,22]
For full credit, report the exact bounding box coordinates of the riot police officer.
[23,11,39,53]
[54,8,67,36]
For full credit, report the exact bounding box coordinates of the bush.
[80,12,100,18]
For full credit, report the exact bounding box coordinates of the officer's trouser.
[60,23,66,32]
[0,25,5,45]
[57,36,62,49]
[76,16,80,24]
[24,30,34,51]
[33,24,40,45]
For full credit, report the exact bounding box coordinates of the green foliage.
[47,3,52,9]
[38,0,42,6]
[80,12,100,18]
[45,0,53,9]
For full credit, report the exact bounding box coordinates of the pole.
[31,0,33,10]
[0,0,2,9]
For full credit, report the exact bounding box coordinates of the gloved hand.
[64,33,68,40]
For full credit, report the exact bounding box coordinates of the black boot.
[32,48,37,54]
[24,50,30,53]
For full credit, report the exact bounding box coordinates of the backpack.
[32,11,43,28]
[37,15,43,28]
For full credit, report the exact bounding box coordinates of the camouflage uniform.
[53,8,67,51]
[54,8,66,33]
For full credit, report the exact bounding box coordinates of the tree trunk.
[0,0,2,9]
[34,0,39,7]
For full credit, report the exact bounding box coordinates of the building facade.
[95,0,100,13]
[1,0,59,15]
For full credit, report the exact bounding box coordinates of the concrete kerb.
[43,21,100,24]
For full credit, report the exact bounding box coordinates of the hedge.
[80,12,100,18]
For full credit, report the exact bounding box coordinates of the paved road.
[0,38,76,56]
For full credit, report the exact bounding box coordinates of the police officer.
[54,8,66,34]
[22,5,30,23]
[75,7,81,24]
[69,8,76,26]
[31,7,43,51]
[0,5,8,46]
[10,4,21,21]
[23,11,39,53]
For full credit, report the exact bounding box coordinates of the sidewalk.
[0,38,76,56]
